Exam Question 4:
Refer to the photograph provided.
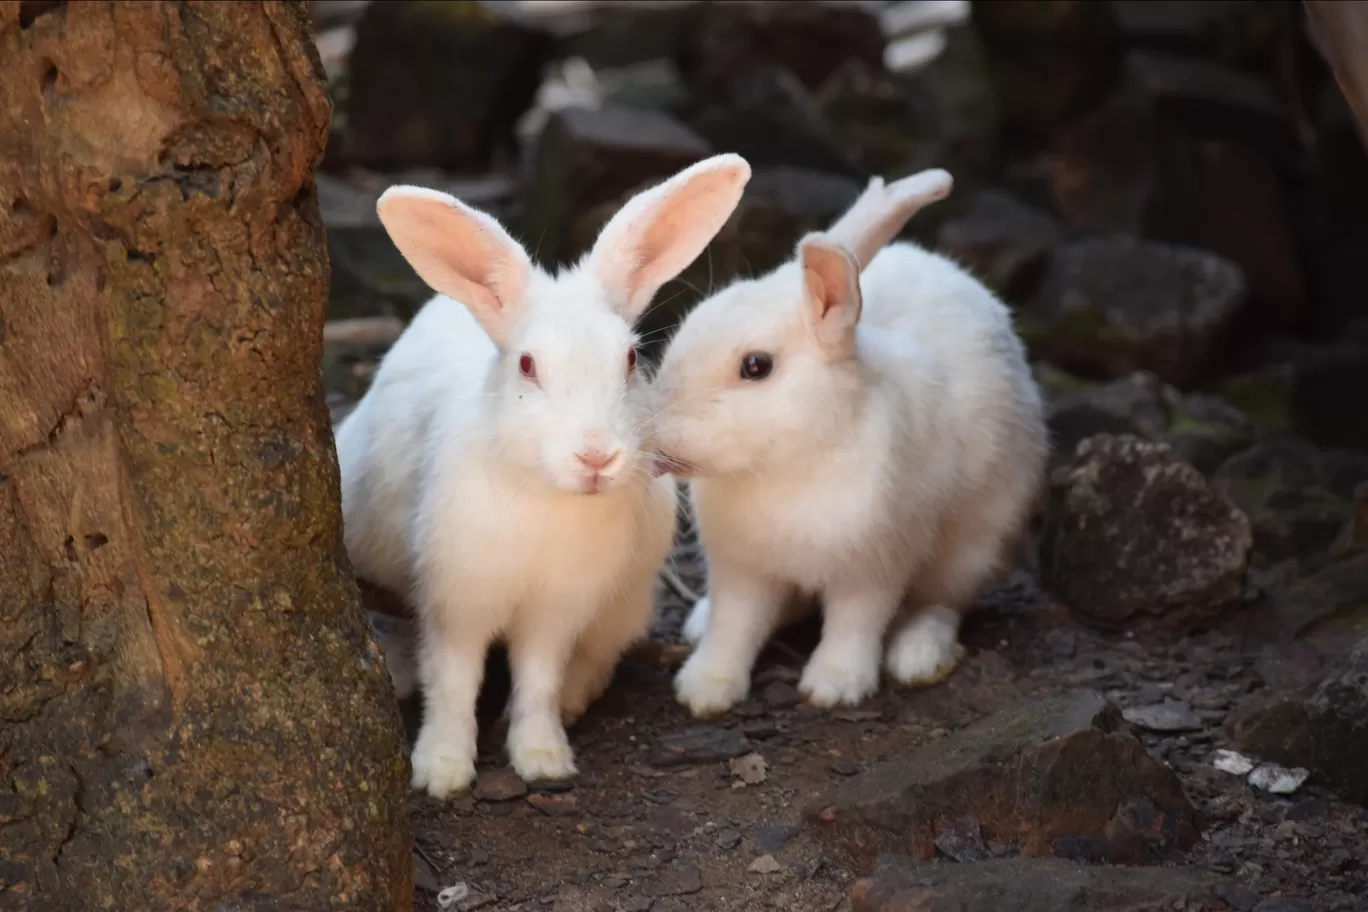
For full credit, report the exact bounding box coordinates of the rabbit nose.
[576,447,619,471]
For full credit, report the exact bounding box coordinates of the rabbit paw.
[508,717,578,783]
[681,596,711,646]
[411,726,476,800]
[675,647,749,718]
[799,648,880,708]
[885,611,965,686]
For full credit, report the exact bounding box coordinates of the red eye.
[519,353,536,379]
[627,348,638,373]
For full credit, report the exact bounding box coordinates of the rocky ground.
[311,2,1368,909]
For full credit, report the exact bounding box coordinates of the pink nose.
[575,447,618,471]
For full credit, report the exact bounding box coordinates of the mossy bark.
[0,2,412,909]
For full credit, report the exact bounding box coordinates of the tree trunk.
[1305,0,1368,149]
[0,2,412,909]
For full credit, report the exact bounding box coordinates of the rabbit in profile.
[335,154,753,797]
[651,169,1048,718]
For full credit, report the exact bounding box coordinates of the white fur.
[656,170,1047,717]
[336,155,752,796]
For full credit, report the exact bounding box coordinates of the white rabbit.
[653,169,1048,717]
[334,154,752,797]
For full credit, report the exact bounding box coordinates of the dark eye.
[519,353,536,380]
[627,347,638,374]
[740,352,773,381]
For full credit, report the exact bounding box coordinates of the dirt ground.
[390,533,1368,912]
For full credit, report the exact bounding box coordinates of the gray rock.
[1227,636,1368,806]
[686,64,861,178]
[1212,435,1368,570]
[1042,370,1254,476]
[936,190,1066,304]
[806,691,1197,872]
[1122,699,1203,732]
[1021,235,1247,388]
[1042,434,1253,636]
[649,726,752,768]
[344,1,552,170]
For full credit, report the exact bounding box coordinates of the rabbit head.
[653,169,953,478]
[376,154,752,496]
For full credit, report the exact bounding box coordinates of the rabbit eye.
[627,348,638,374]
[740,352,773,381]
[519,353,537,380]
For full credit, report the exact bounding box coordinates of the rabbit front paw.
[411,725,477,800]
[508,717,578,783]
[798,647,880,708]
[675,647,749,718]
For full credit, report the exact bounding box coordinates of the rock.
[523,104,711,266]
[317,170,517,325]
[1122,51,1294,159]
[1107,0,1286,71]
[818,22,999,180]
[762,681,800,709]
[828,760,860,778]
[1041,434,1253,636]
[473,768,529,802]
[648,726,752,768]
[1043,370,1255,476]
[715,827,742,850]
[1287,335,1368,454]
[805,690,1198,873]
[1211,436,1368,569]
[1047,89,1304,340]
[527,793,579,817]
[729,753,768,786]
[1020,235,1247,388]
[935,190,1066,304]
[685,64,861,178]
[1247,764,1309,796]
[971,0,1123,141]
[1245,553,1368,655]
[1211,749,1256,777]
[1226,637,1368,805]
[344,0,552,170]
[934,815,987,863]
[676,0,885,94]
[653,863,703,896]
[1122,699,1204,733]
[850,855,1223,912]
[753,825,799,854]
[747,854,781,875]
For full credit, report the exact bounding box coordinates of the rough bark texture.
[1305,0,1368,150]
[0,2,413,909]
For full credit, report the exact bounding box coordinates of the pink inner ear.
[801,241,859,322]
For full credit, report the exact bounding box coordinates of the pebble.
[528,793,580,817]
[730,753,769,785]
[748,854,782,874]
[715,827,742,850]
[473,768,529,802]
[827,760,860,777]
[753,825,799,854]
[653,863,703,896]
[1122,699,1204,732]
[1212,749,1256,776]
[1248,764,1310,796]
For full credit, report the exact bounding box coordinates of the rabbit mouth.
[652,453,694,478]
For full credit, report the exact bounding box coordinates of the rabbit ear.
[588,153,752,320]
[799,235,862,359]
[376,186,532,348]
[825,169,954,270]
